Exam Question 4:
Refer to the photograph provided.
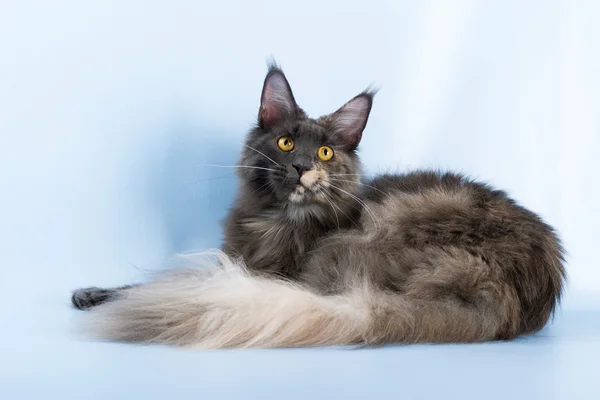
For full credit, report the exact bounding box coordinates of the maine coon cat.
[71,64,565,348]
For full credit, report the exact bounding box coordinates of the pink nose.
[299,170,319,187]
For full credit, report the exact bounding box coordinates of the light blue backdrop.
[1,0,599,399]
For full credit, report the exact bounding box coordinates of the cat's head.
[238,63,375,220]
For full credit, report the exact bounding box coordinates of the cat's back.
[363,170,503,204]
[357,169,565,334]
[361,169,558,248]
[361,170,506,232]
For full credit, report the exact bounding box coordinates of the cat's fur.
[71,64,565,348]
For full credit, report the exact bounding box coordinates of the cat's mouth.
[289,185,327,204]
[288,170,329,204]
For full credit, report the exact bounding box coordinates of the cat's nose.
[292,163,310,176]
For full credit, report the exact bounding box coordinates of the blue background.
[1,0,599,398]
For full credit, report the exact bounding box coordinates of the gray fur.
[71,63,565,347]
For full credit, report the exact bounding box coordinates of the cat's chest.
[241,217,312,252]
[239,216,318,275]
[242,217,291,242]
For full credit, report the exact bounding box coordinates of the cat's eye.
[277,136,295,152]
[317,146,334,161]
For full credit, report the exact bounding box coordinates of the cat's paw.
[71,287,114,310]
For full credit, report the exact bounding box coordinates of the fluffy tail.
[80,252,502,348]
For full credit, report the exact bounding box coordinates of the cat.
[71,63,565,348]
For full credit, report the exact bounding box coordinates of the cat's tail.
[79,251,502,348]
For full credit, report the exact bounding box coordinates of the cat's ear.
[330,90,376,150]
[259,65,298,128]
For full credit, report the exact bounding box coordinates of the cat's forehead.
[295,119,328,139]
[260,117,335,145]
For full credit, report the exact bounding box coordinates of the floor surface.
[2,291,599,400]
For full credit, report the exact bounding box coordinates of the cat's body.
[72,64,565,347]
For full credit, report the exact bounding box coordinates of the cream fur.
[81,251,372,348]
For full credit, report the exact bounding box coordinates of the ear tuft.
[259,63,298,128]
[330,87,377,150]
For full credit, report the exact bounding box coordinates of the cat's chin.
[285,186,331,222]
[287,184,325,205]
[288,185,310,204]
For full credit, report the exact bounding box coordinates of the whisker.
[244,145,281,167]
[184,174,235,185]
[329,178,394,200]
[328,183,380,230]
[318,188,340,232]
[329,173,373,177]
[253,181,274,198]
[319,188,362,230]
[198,164,277,172]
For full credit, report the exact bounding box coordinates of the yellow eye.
[277,136,295,152]
[317,146,334,161]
